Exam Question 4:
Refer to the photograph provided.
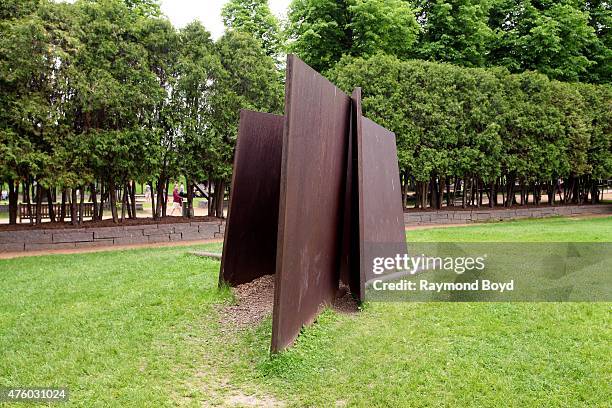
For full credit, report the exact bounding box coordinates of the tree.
[0,0,42,20]
[350,0,419,60]
[489,0,603,82]
[0,2,59,224]
[138,16,180,218]
[209,30,283,216]
[221,0,281,59]
[285,0,419,72]
[123,0,161,17]
[414,0,496,67]
[175,21,221,217]
[581,0,611,83]
[71,0,162,223]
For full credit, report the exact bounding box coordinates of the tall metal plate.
[220,110,284,286]
[358,115,407,291]
[272,55,352,352]
[340,88,362,299]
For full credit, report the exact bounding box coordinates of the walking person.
[169,184,182,216]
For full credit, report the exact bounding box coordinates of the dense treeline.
[0,0,282,224]
[1,0,611,224]
[330,54,612,209]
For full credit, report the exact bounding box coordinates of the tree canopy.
[221,0,282,59]
[286,0,611,83]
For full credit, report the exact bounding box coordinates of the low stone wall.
[0,220,225,253]
[404,204,612,225]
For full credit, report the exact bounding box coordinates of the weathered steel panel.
[219,110,284,286]
[272,55,352,352]
[358,114,407,291]
[339,88,361,298]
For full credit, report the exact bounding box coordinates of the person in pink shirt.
[169,184,182,216]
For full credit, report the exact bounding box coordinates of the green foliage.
[489,1,604,82]
[221,0,282,59]
[286,0,610,83]
[329,53,612,186]
[349,0,419,60]
[0,0,42,20]
[286,0,419,72]
[175,21,221,183]
[211,31,284,180]
[415,0,496,67]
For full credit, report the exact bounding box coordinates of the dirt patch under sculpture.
[220,275,359,330]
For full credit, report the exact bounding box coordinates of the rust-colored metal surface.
[219,57,404,352]
[272,55,352,352]
[219,110,284,286]
[358,114,407,291]
[339,88,362,298]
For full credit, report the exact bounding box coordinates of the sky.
[160,0,291,39]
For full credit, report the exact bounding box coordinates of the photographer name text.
[371,279,514,293]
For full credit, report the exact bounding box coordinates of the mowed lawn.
[0,216,610,407]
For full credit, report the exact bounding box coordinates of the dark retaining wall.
[0,220,225,253]
[404,204,612,225]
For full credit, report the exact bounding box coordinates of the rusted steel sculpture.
[352,88,407,298]
[219,55,405,352]
[220,110,283,286]
[272,55,353,351]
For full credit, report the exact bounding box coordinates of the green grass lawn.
[408,215,612,242]
[0,216,610,406]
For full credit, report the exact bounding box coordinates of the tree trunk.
[24,179,32,224]
[400,172,407,209]
[90,183,98,221]
[505,175,515,207]
[155,178,164,218]
[34,183,43,224]
[109,179,118,223]
[98,182,106,220]
[207,178,213,216]
[438,176,445,210]
[130,181,136,219]
[186,179,194,218]
[547,181,554,206]
[8,180,18,225]
[430,178,438,210]
[164,178,170,216]
[60,189,67,222]
[150,181,157,219]
[121,184,127,222]
[70,188,78,226]
[591,180,599,204]
[78,186,85,224]
[215,179,225,218]
[47,187,56,222]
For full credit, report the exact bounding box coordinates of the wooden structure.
[19,203,95,222]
